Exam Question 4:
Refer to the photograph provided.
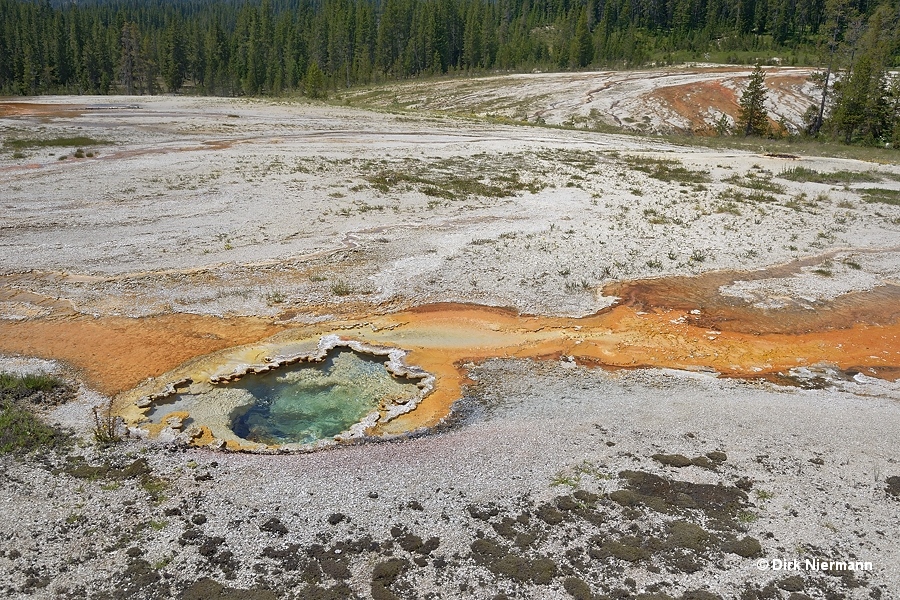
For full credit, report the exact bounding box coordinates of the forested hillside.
[1,0,899,142]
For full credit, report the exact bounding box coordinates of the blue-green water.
[230,349,420,445]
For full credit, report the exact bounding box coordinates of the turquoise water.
[230,349,420,445]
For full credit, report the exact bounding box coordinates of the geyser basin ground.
[1,92,900,597]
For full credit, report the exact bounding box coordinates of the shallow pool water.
[230,348,420,445]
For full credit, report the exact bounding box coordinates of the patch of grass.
[550,460,610,488]
[714,201,741,215]
[0,373,67,454]
[66,512,86,525]
[725,173,785,194]
[367,167,540,199]
[356,201,385,212]
[755,489,774,501]
[0,372,61,394]
[689,249,708,263]
[660,134,900,166]
[564,279,592,292]
[0,398,66,454]
[860,188,900,206]
[4,136,109,151]
[265,290,286,305]
[140,475,169,504]
[622,156,711,184]
[642,208,670,224]
[737,510,759,524]
[738,190,778,203]
[331,280,353,296]
[778,166,883,184]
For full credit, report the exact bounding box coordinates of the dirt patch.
[0,102,86,118]
[604,255,900,335]
[648,80,740,134]
[0,313,283,395]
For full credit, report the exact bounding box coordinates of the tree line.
[1,0,898,144]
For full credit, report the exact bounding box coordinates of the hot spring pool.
[228,348,421,445]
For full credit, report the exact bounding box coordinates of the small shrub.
[265,290,286,305]
[331,280,353,296]
[643,208,670,224]
[92,405,121,445]
[690,249,708,263]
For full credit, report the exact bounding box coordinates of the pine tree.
[737,64,769,136]
[304,61,326,98]
[826,5,895,144]
[808,0,853,136]
[571,11,593,68]
[120,22,141,95]
[162,19,187,93]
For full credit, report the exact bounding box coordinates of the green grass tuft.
[725,173,785,194]
[4,136,109,151]
[0,398,64,454]
[0,372,68,454]
[623,156,711,184]
[0,372,62,394]
[860,188,900,206]
[778,166,883,184]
